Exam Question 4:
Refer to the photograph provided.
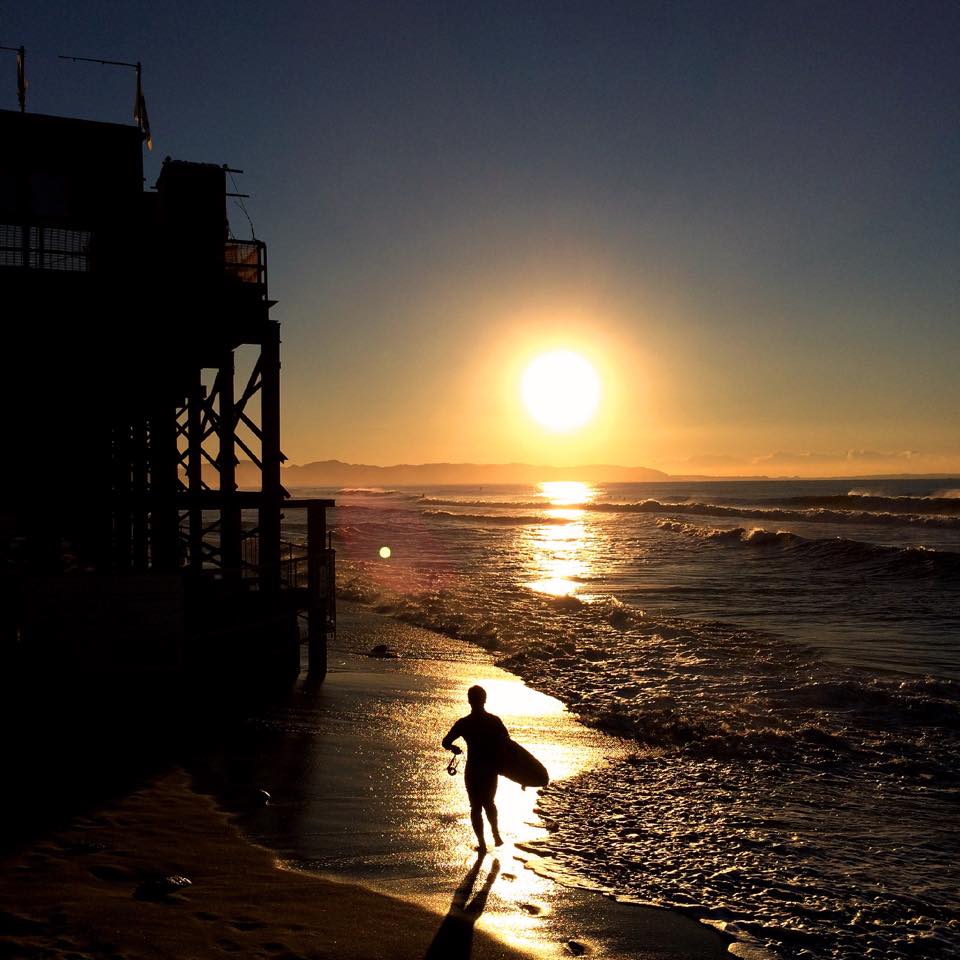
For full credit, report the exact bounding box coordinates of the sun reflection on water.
[431,671,617,951]
[537,480,595,506]
[526,481,595,597]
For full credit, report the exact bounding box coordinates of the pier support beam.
[307,502,327,679]
[259,321,282,593]
[217,352,241,579]
[187,372,205,571]
[149,401,180,573]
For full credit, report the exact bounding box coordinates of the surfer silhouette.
[442,685,508,852]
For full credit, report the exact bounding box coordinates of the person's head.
[467,685,487,710]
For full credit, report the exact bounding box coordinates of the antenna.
[226,167,257,240]
[0,44,25,112]
[58,54,152,149]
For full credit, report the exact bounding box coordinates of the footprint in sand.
[89,865,134,883]
[58,839,107,855]
[0,911,46,936]
[134,875,192,901]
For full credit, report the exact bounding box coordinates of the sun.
[521,350,600,432]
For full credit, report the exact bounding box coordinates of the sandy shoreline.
[1,603,734,959]
[0,769,534,960]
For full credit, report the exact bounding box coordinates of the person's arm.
[442,719,464,754]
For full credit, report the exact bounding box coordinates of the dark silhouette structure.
[0,108,334,684]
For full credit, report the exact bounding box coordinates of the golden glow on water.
[478,678,563,717]
[526,523,588,597]
[440,671,616,884]
[527,576,579,597]
[430,672,616,939]
[537,480,595,506]
[288,630,626,960]
[526,482,594,597]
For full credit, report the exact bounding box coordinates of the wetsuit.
[442,710,509,809]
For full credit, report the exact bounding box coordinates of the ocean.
[286,479,960,959]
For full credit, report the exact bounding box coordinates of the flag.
[16,47,25,112]
[133,67,152,150]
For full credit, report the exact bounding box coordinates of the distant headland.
[217,459,960,488]
[230,459,670,488]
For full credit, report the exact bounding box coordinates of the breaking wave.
[420,496,960,528]
[337,487,400,496]
[325,478,960,960]
[423,509,573,525]
[657,519,960,576]
[781,492,960,515]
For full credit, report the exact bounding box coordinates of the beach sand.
[0,603,734,959]
[0,769,532,959]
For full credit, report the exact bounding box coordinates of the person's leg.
[466,778,487,851]
[470,801,486,852]
[483,776,503,846]
[485,800,502,846]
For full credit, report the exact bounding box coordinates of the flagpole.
[59,54,152,149]
[136,61,143,139]
[0,44,25,112]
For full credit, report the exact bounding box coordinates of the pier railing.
[0,223,93,272]
[177,494,335,675]
[224,239,266,292]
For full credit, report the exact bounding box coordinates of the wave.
[423,509,572,525]
[337,487,401,496]
[420,497,543,509]
[336,556,960,771]
[780,493,960,515]
[499,611,960,770]
[589,499,960,529]
[329,493,960,960]
[419,496,960,528]
[657,519,960,576]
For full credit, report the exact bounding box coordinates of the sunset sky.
[9,1,959,476]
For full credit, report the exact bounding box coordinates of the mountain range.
[227,459,670,488]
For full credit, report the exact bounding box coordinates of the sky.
[5,1,959,476]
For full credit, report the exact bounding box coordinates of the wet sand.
[0,603,734,959]
[190,604,734,958]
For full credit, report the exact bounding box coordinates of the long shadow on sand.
[425,857,500,959]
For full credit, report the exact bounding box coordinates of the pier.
[0,108,335,684]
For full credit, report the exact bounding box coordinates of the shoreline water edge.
[4,475,956,959]
[0,602,735,960]
[314,480,959,960]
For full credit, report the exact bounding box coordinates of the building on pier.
[0,108,334,682]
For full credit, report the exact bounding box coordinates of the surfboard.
[497,738,549,788]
